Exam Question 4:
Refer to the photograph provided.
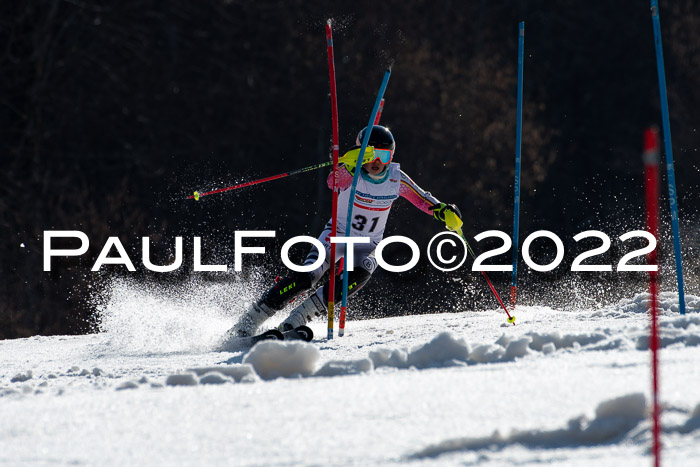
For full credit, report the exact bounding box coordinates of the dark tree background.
[2,0,699,338]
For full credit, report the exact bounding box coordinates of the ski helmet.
[356,125,396,152]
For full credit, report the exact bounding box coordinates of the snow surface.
[1,282,700,466]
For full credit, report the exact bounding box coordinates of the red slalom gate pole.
[325,20,340,340]
[644,126,661,467]
[373,99,385,124]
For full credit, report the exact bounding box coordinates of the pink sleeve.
[399,170,440,215]
[326,166,354,191]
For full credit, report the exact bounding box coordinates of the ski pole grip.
[445,210,463,232]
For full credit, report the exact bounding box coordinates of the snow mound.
[187,365,257,383]
[243,341,320,380]
[368,348,409,368]
[634,315,700,350]
[407,332,471,368]
[599,291,700,318]
[116,381,140,391]
[526,331,607,351]
[675,405,700,434]
[368,332,471,369]
[410,391,700,460]
[1,388,22,397]
[226,315,700,382]
[198,372,233,385]
[165,373,198,386]
[410,393,647,459]
[161,364,258,387]
[10,371,33,383]
[593,392,646,420]
[315,358,374,377]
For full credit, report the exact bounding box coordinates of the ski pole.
[326,19,340,340]
[340,68,392,337]
[511,21,525,312]
[445,211,515,325]
[188,150,373,200]
[189,160,334,200]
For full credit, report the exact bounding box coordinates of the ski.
[219,328,284,351]
[253,328,285,342]
[281,325,314,342]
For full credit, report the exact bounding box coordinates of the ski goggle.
[364,147,393,165]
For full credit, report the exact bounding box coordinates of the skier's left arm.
[399,170,439,213]
[399,170,462,230]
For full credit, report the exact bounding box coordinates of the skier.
[230,125,462,337]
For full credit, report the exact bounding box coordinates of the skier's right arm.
[326,165,353,191]
[325,146,380,191]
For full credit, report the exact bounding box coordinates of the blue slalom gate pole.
[339,68,392,336]
[510,21,525,311]
[650,0,686,315]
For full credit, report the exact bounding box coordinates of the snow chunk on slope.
[188,365,257,383]
[229,311,700,383]
[410,393,647,459]
[165,373,198,386]
[315,359,373,377]
[369,332,531,369]
[594,392,645,418]
[407,332,470,368]
[243,341,320,380]
[10,371,33,383]
[368,348,408,368]
[675,404,700,434]
[526,331,607,351]
[198,373,233,385]
[368,332,470,369]
[116,381,140,391]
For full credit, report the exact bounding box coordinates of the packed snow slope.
[1,281,700,466]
